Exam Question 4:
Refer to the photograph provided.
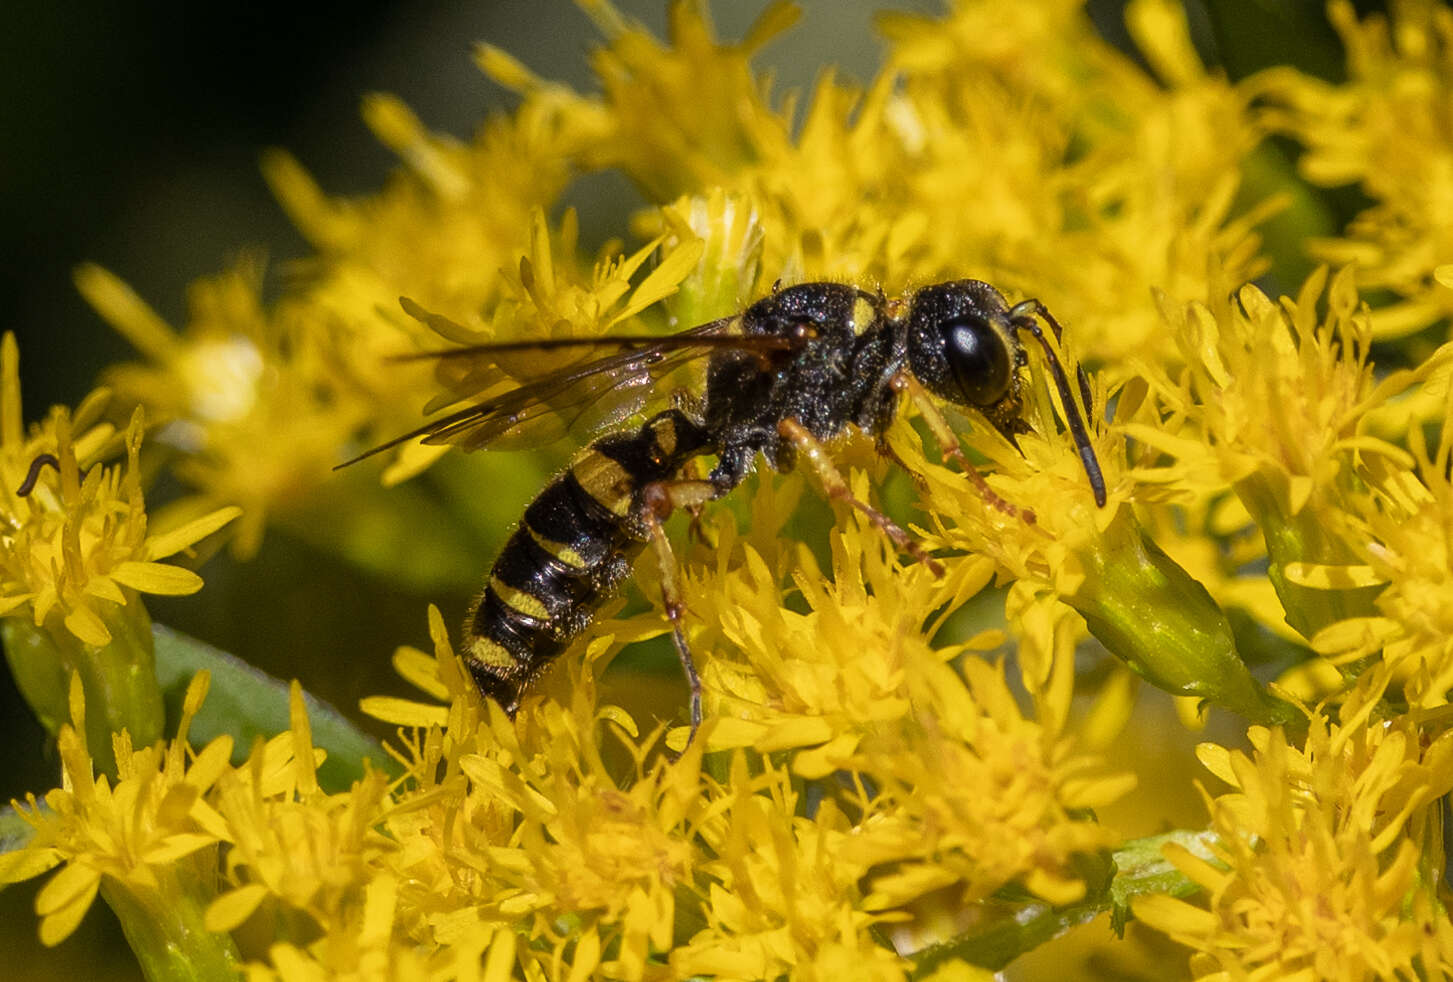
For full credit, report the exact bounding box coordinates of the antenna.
[1008,302,1108,507]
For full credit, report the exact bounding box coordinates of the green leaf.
[1108,829,1219,935]
[152,624,398,792]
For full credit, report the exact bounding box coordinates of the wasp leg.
[777,418,944,577]
[890,373,1036,525]
[675,458,718,548]
[640,478,717,745]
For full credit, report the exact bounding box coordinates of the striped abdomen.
[463,409,711,713]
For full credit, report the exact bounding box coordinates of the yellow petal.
[143,507,242,560]
[39,879,99,948]
[595,704,638,738]
[359,696,449,728]
[72,264,177,359]
[699,717,768,751]
[1023,866,1087,906]
[614,239,705,324]
[267,943,322,982]
[141,833,218,865]
[1310,616,1402,656]
[0,592,33,616]
[473,43,543,91]
[35,862,102,918]
[1195,742,1237,786]
[1130,892,1217,936]
[565,927,601,982]
[390,646,448,700]
[108,561,204,595]
[64,604,111,647]
[185,736,235,792]
[360,874,397,945]
[205,884,269,933]
[758,715,834,752]
[83,577,126,606]
[0,846,63,885]
[482,926,518,982]
[792,732,860,779]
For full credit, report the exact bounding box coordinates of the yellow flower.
[490,0,1274,370]
[846,655,1128,912]
[1135,268,1441,643]
[1134,712,1453,980]
[374,207,705,483]
[77,259,361,558]
[21,0,1453,978]
[262,81,602,388]
[204,684,396,977]
[0,674,239,975]
[0,332,238,760]
[1307,409,1453,709]
[1254,0,1453,338]
[480,0,801,202]
[672,758,909,981]
[0,333,238,647]
[879,0,1274,365]
[362,607,710,981]
[683,480,1003,759]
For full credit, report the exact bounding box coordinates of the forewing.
[338,319,793,467]
[422,340,700,451]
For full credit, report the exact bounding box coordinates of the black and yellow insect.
[342,280,1107,739]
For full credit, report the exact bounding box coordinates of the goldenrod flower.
[0,333,238,761]
[204,684,396,978]
[77,259,364,558]
[1134,712,1453,980]
[1308,410,1453,709]
[1255,0,1453,338]
[13,1,1453,979]
[0,674,239,975]
[0,334,236,645]
[673,758,909,981]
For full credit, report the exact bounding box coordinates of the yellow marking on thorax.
[468,637,515,670]
[571,450,634,517]
[851,295,880,336]
[489,577,552,622]
[525,523,588,568]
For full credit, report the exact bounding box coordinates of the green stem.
[3,596,164,774]
[102,873,241,982]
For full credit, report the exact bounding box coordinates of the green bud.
[1066,508,1296,726]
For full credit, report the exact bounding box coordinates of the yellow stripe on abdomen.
[488,577,552,622]
[570,450,634,517]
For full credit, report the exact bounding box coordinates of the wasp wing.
[338,320,794,468]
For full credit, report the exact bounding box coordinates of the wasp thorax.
[905,280,1016,410]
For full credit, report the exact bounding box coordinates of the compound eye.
[940,315,1012,407]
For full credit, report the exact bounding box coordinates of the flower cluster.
[4,0,1453,979]
[1255,0,1453,337]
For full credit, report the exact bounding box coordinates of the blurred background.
[0,0,1376,976]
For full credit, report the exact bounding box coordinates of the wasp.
[341,280,1107,740]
